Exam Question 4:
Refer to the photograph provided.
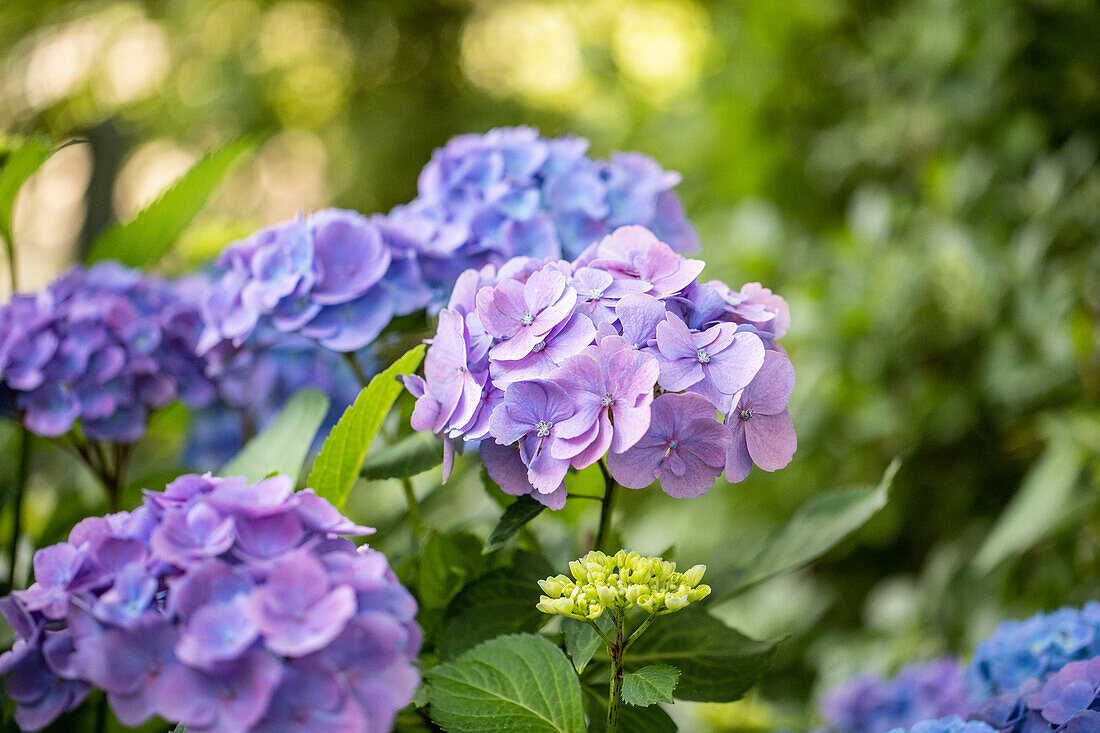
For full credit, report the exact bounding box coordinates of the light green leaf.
[582,683,677,733]
[974,435,1087,573]
[619,609,776,702]
[418,531,484,612]
[438,552,553,659]
[307,344,425,508]
[562,615,611,674]
[484,494,546,552]
[622,665,680,706]
[359,432,442,480]
[426,633,585,733]
[220,389,329,483]
[0,137,52,245]
[717,459,898,599]
[86,140,252,267]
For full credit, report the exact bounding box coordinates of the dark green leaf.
[717,458,898,599]
[562,616,611,675]
[220,389,329,483]
[622,665,680,706]
[359,432,442,480]
[0,137,52,245]
[86,140,252,267]
[485,494,546,552]
[418,531,484,612]
[582,683,677,733]
[620,609,776,702]
[307,344,425,508]
[438,551,553,659]
[426,633,585,733]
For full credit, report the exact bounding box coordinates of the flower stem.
[4,425,30,594]
[401,477,422,536]
[595,460,617,552]
[624,614,655,653]
[606,610,625,733]
[343,351,371,388]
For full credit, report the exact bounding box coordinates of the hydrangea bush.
[0,473,420,732]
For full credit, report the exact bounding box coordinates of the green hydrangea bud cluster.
[536,550,710,621]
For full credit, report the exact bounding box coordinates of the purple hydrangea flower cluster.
[822,658,973,733]
[405,224,795,508]
[0,263,215,443]
[970,657,1100,732]
[966,603,1100,699]
[886,717,996,733]
[0,473,421,732]
[397,125,698,299]
[185,324,365,469]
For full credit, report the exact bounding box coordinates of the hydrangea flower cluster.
[536,550,710,621]
[405,224,795,508]
[886,716,996,733]
[970,657,1100,732]
[821,658,972,733]
[396,125,698,299]
[185,324,365,469]
[0,263,214,443]
[966,603,1100,699]
[0,473,420,732]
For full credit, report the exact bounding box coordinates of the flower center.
[532,340,546,353]
[696,349,710,364]
[520,312,535,327]
[601,392,615,407]
[665,439,678,456]
[739,407,754,421]
[535,420,553,437]
[586,290,603,302]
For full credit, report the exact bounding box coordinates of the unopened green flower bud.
[665,594,689,612]
[596,584,618,607]
[569,560,587,582]
[538,576,568,597]
[681,564,706,588]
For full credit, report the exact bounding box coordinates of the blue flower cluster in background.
[0,473,420,732]
[888,716,996,733]
[0,262,214,443]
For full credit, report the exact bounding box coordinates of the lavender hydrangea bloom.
[822,658,973,733]
[408,223,796,506]
[970,656,1100,732]
[966,603,1100,698]
[0,473,420,732]
[886,717,996,733]
[0,262,215,443]
[725,350,797,482]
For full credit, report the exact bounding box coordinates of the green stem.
[4,425,30,594]
[343,351,371,388]
[623,614,656,653]
[595,461,617,552]
[606,610,625,733]
[401,477,422,536]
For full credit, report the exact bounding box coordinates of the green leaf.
[426,633,585,733]
[220,389,329,483]
[418,531,484,612]
[0,136,52,245]
[86,140,252,267]
[717,459,898,599]
[359,432,442,480]
[622,665,680,706]
[438,551,553,659]
[307,344,425,508]
[582,683,677,733]
[974,435,1087,573]
[562,616,611,674]
[485,494,546,552]
[621,609,776,702]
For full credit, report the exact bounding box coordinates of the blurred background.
[1,0,1098,730]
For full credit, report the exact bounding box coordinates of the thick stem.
[343,351,371,388]
[606,610,625,733]
[624,614,656,653]
[594,461,617,552]
[4,426,30,594]
[401,477,422,536]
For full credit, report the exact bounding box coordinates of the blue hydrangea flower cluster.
[405,224,795,508]
[184,324,365,469]
[969,656,1100,732]
[0,473,421,732]
[887,716,996,733]
[821,658,973,733]
[966,603,1100,699]
[0,263,215,443]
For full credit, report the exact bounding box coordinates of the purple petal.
[745,410,796,472]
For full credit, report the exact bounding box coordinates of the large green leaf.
[974,434,1087,573]
[618,609,776,703]
[359,431,442,480]
[220,389,329,483]
[582,683,677,733]
[485,494,546,552]
[622,665,680,706]
[426,633,586,733]
[307,345,425,508]
[86,140,251,267]
[562,616,611,675]
[0,137,52,246]
[438,551,553,659]
[716,459,898,599]
[418,531,484,612]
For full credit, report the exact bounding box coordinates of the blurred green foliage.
[1,0,1098,730]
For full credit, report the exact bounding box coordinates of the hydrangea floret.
[970,656,1100,732]
[406,224,797,512]
[0,473,421,732]
[886,716,996,733]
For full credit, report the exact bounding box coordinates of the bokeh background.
[1,0,1099,730]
